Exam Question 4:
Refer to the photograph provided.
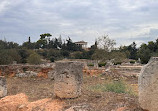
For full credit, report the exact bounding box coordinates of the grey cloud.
[1,0,158,46]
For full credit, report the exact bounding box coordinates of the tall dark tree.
[138,43,151,64]
[128,42,138,60]
[148,41,156,52]
[22,37,35,49]
[66,37,82,51]
[28,37,31,43]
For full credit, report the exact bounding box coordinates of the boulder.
[139,57,158,111]
[0,76,7,98]
[54,61,84,99]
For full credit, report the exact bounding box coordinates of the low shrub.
[98,62,106,67]
[87,63,94,67]
[89,80,134,94]
[105,81,126,93]
[27,52,41,64]
[114,61,122,65]
[130,60,135,64]
[50,57,55,62]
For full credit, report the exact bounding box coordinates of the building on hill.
[74,41,87,50]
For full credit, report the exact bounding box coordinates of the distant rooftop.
[74,41,87,44]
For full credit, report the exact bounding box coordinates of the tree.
[148,41,156,52]
[110,51,126,64]
[92,49,109,61]
[90,40,98,50]
[28,37,31,43]
[97,35,116,52]
[36,33,52,49]
[66,37,82,51]
[119,46,130,58]
[138,43,151,64]
[128,42,138,60]
[22,37,35,49]
[0,40,19,49]
[18,49,29,63]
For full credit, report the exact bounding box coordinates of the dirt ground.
[7,72,143,111]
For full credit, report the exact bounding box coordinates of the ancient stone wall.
[0,64,54,78]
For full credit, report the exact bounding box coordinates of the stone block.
[54,61,83,99]
[139,57,158,111]
[0,76,7,98]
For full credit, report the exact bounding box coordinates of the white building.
[74,41,87,49]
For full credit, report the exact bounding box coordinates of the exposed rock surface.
[16,71,38,78]
[0,76,7,98]
[48,70,56,80]
[65,104,93,111]
[54,61,84,99]
[139,57,158,111]
[0,93,64,111]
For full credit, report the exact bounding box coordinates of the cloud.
[0,0,158,46]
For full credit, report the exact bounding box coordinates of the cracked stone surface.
[54,61,84,99]
[139,57,158,111]
[0,76,7,98]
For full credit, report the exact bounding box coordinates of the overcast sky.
[0,0,158,47]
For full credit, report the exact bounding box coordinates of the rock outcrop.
[54,61,84,99]
[0,76,7,98]
[139,57,158,111]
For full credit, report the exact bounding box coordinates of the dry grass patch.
[88,80,136,95]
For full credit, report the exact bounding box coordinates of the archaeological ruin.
[0,76,7,98]
[139,57,158,111]
[53,61,84,99]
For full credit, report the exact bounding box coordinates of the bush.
[50,57,55,62]
[98,62,106,67]
[9,49,21,63]
[36,49,48,59]
[130,60,135,64]
[105,81,126,93]
[18,49,29,63]
[87,63,94,67]
[0,52,13,65]
[0,49,21,65]
[114,61,122,65]
[70,51,83,59]
[60,50,70,57]
[27,53,41,64]
[47,49,63,60]
[89,81,132,94]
